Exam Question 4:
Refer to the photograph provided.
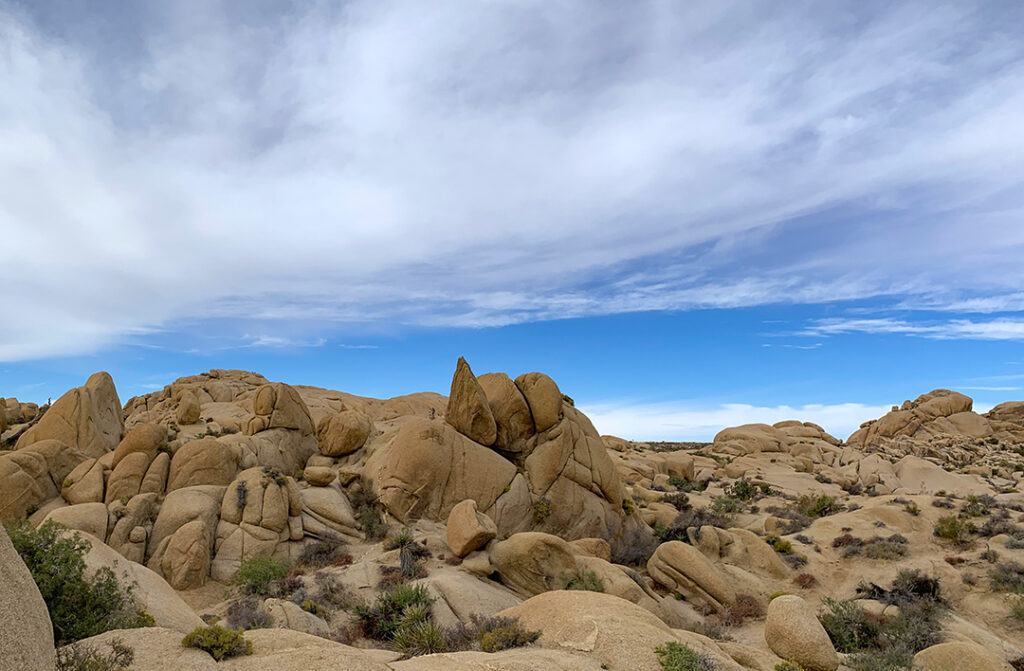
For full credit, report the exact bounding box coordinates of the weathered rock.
[42,502,108,539]
[139,451,171,494]
[16,371,122,458]
[175,390,202,425]
[211,468,297,580]
[445,357,498,446]
[570,537,612,561]
[445,499,497,557]
[246,383,315,436]
[514,372,563,432]
[490,532,580,596]
[167,438,241,491]
[105,451,153,504]
[764,595,839,671]
[0,450,56,518]
[111,423,167,468]
[61,628,216,671]
[263,598,330,637]
[366,418,516,524]
[61,457,106,504]
[300,484,360,540]
[316,410,372,456]
[302,465,335,486]
[914,641,1013,671]
[647,541,736,611]
[160,519,212,590]
[0,523,55,670]
[478,372,535,454]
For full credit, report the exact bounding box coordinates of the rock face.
[477,372,535,455]
[316,409,372,456]
[445,499,497,557]
[764,595,838,671]
[246,383,315,436]
[490,532,580,595]
[175,390,202,425]
[16,371,123,458]
[0,524,55,671]
[514,372,563,432]
[913,641,1013,671]
[167,438,241,491]
[445,357,498,446]
[647,540,736,612]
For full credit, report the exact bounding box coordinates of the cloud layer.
[2,2,1024,360]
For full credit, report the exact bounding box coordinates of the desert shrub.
[225,598,272,630]
[474,614,541,652]
[622,497,637,514]
[795,494,840,518]
[181,625,252,661]
[961,494,997,518]
[783,553,808,569]
[56,638,134,671]
[990,562,1024,592]
[233,555,290,596]
[933,515,975,546]
[311,572,356,610]
[903,501,921,516]
[392,620,446,657]
[532,497,551,523]
[710,495,743,514]
[764,504,813,534]
[728,478,760,501]
[981,548,1000,563]
[820,598,881,653]
[562,570,605,592]
[775,662,805,671]
[846,646,916,671]
[887,570,943,605]
[400,546,428,580]
[668,476,707,492]
[384,527,415,551]
[656,507,735,544]
[794,573,818,589]
[979,510,1018,537]
[298,537,352,568]
[355,583,435,640]
[611,523,659,566]
[349,485,388,540]
[3,520,154,645]
[731,593,764,619]
[931,495,955,509]
[662,492,691,511]
[655,641,715,671]
[765,534,793,554]
[1011,595,1024,624]
[859,535,909,560]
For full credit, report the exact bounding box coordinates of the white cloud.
[1,3,1024,360]
[802,317,1024,341]
[578,399,893,442]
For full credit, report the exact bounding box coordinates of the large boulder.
[445,357,497,446]
[0,450,56,519]
[110,423,167,468]
[147,485,225,589]
[42,502,108,539]
[489,532,580,596]
[175,390,202,425]
[16,371,122,458]
[445,499,497,557]
[478,372,535,455]
[366,417,516,523]
[514,372,563,432]
[167,438,242,491]
[0,523,55,671]
[848,389,975,448]
[300,483,361,540]
[647,541,736,612]
[914,641,1013,671]
[245,383,315,436]
[316,409,372,457]
[764,595,838,671]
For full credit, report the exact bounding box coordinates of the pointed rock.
[445,357,497,445]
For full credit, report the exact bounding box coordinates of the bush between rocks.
[182,625,253,661]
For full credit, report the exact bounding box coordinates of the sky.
[2,1,1023,441]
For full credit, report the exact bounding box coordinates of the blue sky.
[2,1,1023,440]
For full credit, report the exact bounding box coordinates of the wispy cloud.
[338,344,379,350]
[241,335,327,349]
[801,318,1024,341]
[579,399,893,442]
[959,386,1021,392]
[1,2,1023,360]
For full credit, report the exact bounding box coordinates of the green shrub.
[728,478,760,501]
[1010,595,1024,624]
[474,615,541,652]
[903,501,921,516]
[4,520,154,645]
[819,598,881,653]
[655,641,715,671]
[350,484,388,540]
[765,534,793,554]
[182,625,252,661]
[990,562,1024,592]
[56,638,134,671]
[225,597,272,630]
[562,570,605,592]
[392,620,447,657]
[384,527,415,551]
[355,583,435,640]
[795,494,840,518]
[710,495,743,514]
[532,497,552,523]
[775,662,805,671]
[622,497,637,514]
[298,538,352,568]
[933,515,975,546]
[233,555,290,595]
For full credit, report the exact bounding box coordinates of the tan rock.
[161,519,213,590]
[316,409,372,456]
[19,438,92,488]
[391,649,604,670]
[0,450,56,518]
[300,484,360,540]
[514,372,563,432]
[263,598,330,637]
[139,450,171,494]
[446,499,498,557]
[570,537,612,561]
[61,457,106,504]
[176,390,202,424]
[42,502,108,539]
[302,466,335,486]
[16,371,122,458]
[0,523,55,669]
[478,372,535,453]
[61,628,216,671]
[167,438,241,491]
[111,422,167,467]
[105,451,152,504]
[367,417,516,524]
[246,383,314,436]
[647,541,736,611]
[445,357,498,446]
[914,641,1012,671]
[489,532,579,596]
[764,595,838,671]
